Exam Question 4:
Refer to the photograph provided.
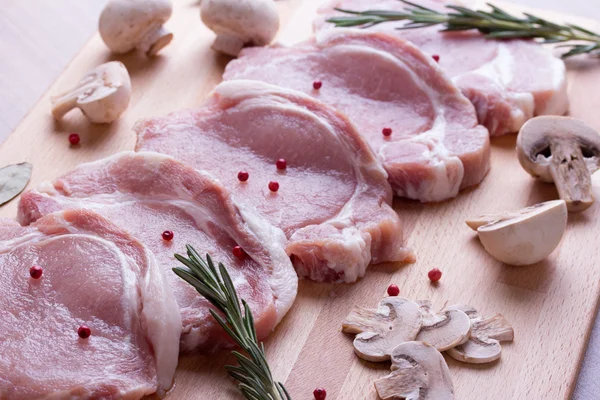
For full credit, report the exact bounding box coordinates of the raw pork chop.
[314,0,569,136]
[136,80,413,282]
[0,209,180,399]
[223,32,490,202]
[18,151,297,352]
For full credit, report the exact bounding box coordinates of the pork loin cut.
[18,152,297,352]
[222,31,490,202]
[0,209,181,399]
[314,0,569,136]
[136,80,412,282]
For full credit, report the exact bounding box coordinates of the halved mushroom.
[50,62,132,124]
[99,0,173,56]
[375,341,454,400]
[342,297,422,362]
[415,300,471,352]
[467,200,567,266]
[200,0,280,57]
[446,305,514,364]
[517,116,600,212]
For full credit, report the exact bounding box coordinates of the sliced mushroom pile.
[342,297,514,399]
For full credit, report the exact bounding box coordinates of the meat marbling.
[314,0,569,136]
[0,209,180,399]
[136,80,413,282]
[18,151,297,352]
[222,32,491,202]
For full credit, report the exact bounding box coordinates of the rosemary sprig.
[327,0,600,57]
[173,245,291,400]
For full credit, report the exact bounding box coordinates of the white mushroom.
[342,297,422,362]
[50,62,132,124]
[517,116,600,212]
[468,200,567,266]
[445,305,514,364]
[415,300,471,352]
[375,341,454,400]
[99,0,173,56]
[200,0,280,57]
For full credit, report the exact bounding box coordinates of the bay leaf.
[0,162,32,206]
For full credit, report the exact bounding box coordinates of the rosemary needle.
[327,0,600,58]
[173,245,291,400]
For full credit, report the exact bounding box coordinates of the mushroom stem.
[342,307,386,334]
[139,24,174,56]
[212,34,246,57]
[50,83,97,119]
[548,139,594,212]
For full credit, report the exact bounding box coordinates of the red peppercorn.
[238,171,249,182]
[276,159,287,170]
[29,266,43,279]
[268,181,279,192]
[313,388,326,400]
[432,54,440,62]
[69,133,80,146]
[233,245,245,259]
[382,127,392,137]
[387,284,400,296]
[78,325,91,339]
[428,268,442,282]
[162,230,174,241]
[313,80,323,90]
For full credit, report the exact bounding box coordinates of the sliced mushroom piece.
[517,116,600,212]
[471,200,567,266]
[342,297,422,362]
[200,0,280,57]
[375,341,454,400]
[99,0,173,56]
[445,305,514,364]
[50,62,132,124]
[415,300,471,352]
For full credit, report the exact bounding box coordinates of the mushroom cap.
[342,297,422,362]
[200,0,279,47]
[78,62,132,123]
[446,314,514,364]
[517,116,600,183]
[476,200,567,266]
[99,0,173,54]
[375,341,454,400]
[416,302,471,352]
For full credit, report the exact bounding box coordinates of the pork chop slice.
[18,151,297,352]
[135,80,413,282]
[314,0,569,136]
[222,31,490,202]
[0,209,181,399]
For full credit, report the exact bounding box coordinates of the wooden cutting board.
[1,0,599,399]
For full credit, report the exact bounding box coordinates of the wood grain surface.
[1,0,600,399]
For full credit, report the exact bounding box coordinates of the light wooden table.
[1,1,598,399]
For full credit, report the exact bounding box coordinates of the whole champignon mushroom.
[445,304,514,364]
[200,0,280,57]
[467,200,567,266]
[99,0,173,56]
[50,61,132,124]
[415,300,471,352]
[342,297,422,362]
[517,116,600,212]
[375,341,454,400]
